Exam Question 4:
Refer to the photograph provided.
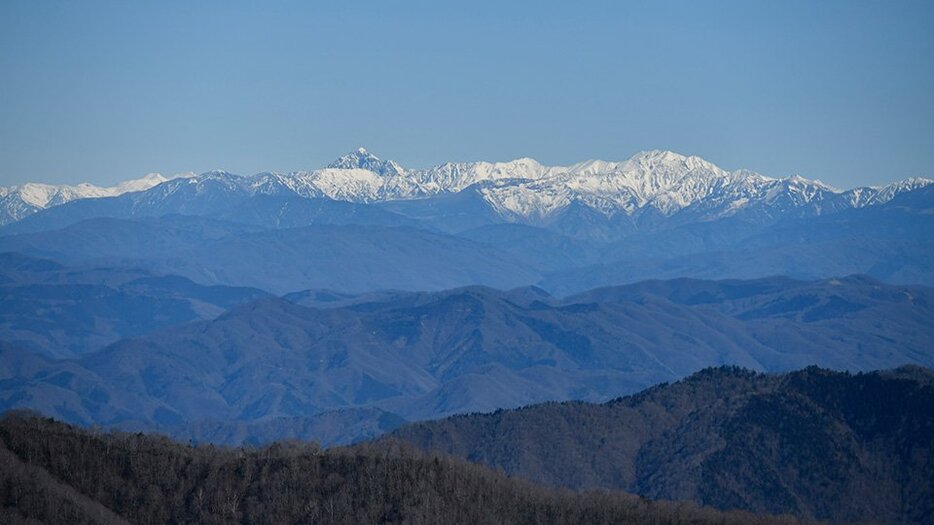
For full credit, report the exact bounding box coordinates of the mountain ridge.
[0,172,194,225]
[3,149,929,228]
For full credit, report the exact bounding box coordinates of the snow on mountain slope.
[237,151,564,204]
[282,148,930,220]
[475,151,930,219]
[0,172,194,225]
[2,148,930,227]
[327,147,406,177]
[477,150,761,217]
[840,177,932,207]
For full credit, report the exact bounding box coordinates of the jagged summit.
[327,147,406,177]
[630,149,690,164]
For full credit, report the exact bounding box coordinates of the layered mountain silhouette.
[0,253,270,357]
[1,276,930,446]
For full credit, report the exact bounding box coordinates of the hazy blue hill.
[543,238,934,294]
[283,289,405,308]
[0,216,261,266]
[0,254,270,357]
[161,225,540,293]
[389,366,934,524]
[564,276,805,306]
[0,217,543,294]
[544,200,643,241]
[745,183,934,245]
[540,187,934,293]
[457,223,606,272]
[0,252,65,272]
[377,184,508,233]
[1,277,930,445]
[566,274,921,320]
[211,194,429,230]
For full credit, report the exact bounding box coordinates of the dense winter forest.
[0,413,804,525]
[391,366,934,524]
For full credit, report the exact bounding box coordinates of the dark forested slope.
[390,366,934,524]
[0,413,797,525]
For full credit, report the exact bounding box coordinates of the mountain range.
[1,274,930,446]
[1,148,930,295]
[3,148,930,234]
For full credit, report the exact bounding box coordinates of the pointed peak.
[499,156,544,167]
[327,148,405,176]
[328,147,381,166]
[783,173,835,189]
[630,149,690,163]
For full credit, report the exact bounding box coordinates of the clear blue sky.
[1,0,932,188]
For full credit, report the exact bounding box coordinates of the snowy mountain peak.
[783,174,838,192]
[327,148,406,177]
[626,150,737,178]
[631,149,689,164]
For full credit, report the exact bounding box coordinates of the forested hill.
[389,366,934,524]
[0,414,798,525]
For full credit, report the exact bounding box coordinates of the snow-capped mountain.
[0,172,193,225]
[255,148,930,222]
[2,148,930,229]
[327,147,406,177]
[419,150,930,221]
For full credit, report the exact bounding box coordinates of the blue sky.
[1,0,932,187]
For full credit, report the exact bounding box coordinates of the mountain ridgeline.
[389,366,934,524]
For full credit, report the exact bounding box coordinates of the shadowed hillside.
[0,413,799,525]
[389,366,934,524]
